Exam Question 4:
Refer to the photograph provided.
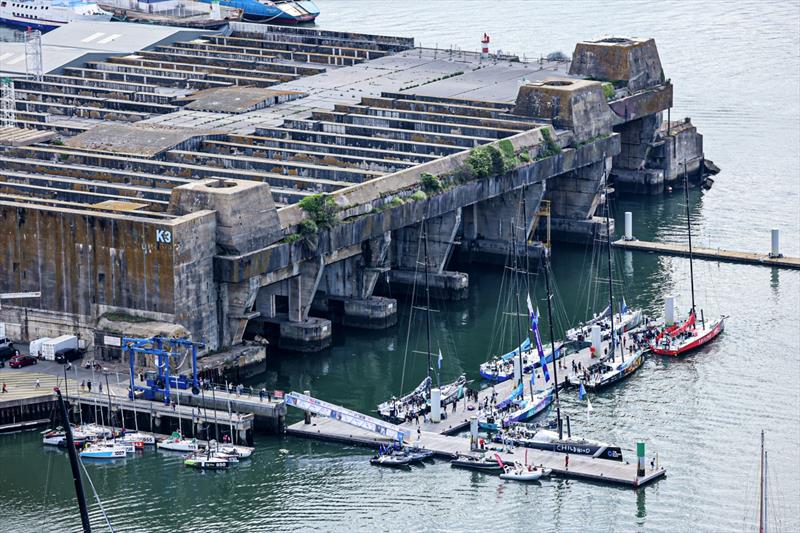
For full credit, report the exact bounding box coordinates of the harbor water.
[1,1,798,531]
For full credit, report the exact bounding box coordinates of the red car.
[9,354,38,368]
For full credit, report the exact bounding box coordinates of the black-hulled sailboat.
[568,177,645,391]
[377,222,465,423]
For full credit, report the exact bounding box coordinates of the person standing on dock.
[35,378,40,389]
[259,388,265,402]
[2,382,7,393]
[87,381,92,392]
[80,380,85,392]
[565,454,569,470]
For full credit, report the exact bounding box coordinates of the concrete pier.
[0,22,712,353]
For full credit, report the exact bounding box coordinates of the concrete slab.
[64,123,220,158]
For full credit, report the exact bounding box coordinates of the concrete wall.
[0,201,217,347]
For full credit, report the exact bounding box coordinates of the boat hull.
[449,459,503,473]
[501,437,624,461]
[650,318,724,356]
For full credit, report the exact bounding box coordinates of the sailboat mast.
[603,177,622,362]
[684,161,696,316]
[422,221,434,386]
[522,196,534,399]
[759,430,766,533]
[511,216,524,390]
[542,251,561,438]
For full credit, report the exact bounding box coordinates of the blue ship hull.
[0,17,60,31]
[198,0,319,23]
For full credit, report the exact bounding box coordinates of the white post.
[624,212,633,240]
[591,324,602,355]
[770,229,780,257]
[430,388,442,423]
[469,416,478,450]
[513,357,521,383]
[665,295,675,325]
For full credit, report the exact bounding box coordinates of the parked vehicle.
[9,354,38,368]
[0,337,13,349]
[0,345,20,362]
[28,337,52,359]
[42,335,78,361]
[55,348,82,364]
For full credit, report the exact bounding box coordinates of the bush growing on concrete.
[602,82,615,100]
[410,190,427,202]
[299,219,318,236]
[419,172,442,194]
[539,127,562,158]
[298,193,339,230]
[466,146,493,178]
[284,233,303,244]
[388,196,405,207]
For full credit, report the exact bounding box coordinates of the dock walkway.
[612,238,800,269]
[287,328,666,488]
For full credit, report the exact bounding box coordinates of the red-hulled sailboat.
[650,164,726,356]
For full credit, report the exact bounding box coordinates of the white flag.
[437,349,443,370]
[526,293,534,316]
[587,396,593,412]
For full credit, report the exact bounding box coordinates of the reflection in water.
[770,267,780,295]
[624,250,634,279]
[636,487,647,522]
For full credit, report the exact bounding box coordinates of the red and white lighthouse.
[481,33,490,59]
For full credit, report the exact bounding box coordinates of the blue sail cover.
[496,383,523,410]
[500,338,532,361]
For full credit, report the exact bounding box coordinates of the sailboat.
[569,177,646,390]
[377,221,465,424]
[479,218,555,431]
[650,164,726,356]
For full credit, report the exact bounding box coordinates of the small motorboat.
[42,429,91,448]
[120,432,156,445]
[157,432,201,453]
[499,461,551,482]
[184,455,229,470]
[369,454,412,469]
[209,440,252,459]
[449,453,503,473]
[403,446,434,463]
[80,443,126,460]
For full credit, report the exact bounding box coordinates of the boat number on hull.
[156,229,172,244]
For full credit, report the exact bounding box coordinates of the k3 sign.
[155,228,172,244]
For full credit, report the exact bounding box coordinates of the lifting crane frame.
[124,336,204,405]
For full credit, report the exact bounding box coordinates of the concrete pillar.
[470,415,478,450]
[430,388,442,423]
[544,159,609,244]
[624,211,633,240]
[221,276,261,347]
[318,233,398,329]
[288,257,324,323]
[664,295,675,325]
[389,210,469,300]
[770,229,781,257]
[461,183,546,264]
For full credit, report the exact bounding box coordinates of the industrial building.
[0,21,711,353]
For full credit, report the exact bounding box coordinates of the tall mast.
[522,195,534,399]
[55,388,92,533]
[422,221,434,387]
[604,177,622,362]
[511,215,524,391]
[759,430,766,533]
[684,161,696,316]
[542,251,561,439]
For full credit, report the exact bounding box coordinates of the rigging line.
[79,458,115,533]
[399,218,424,396]
[40,403,58,533]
